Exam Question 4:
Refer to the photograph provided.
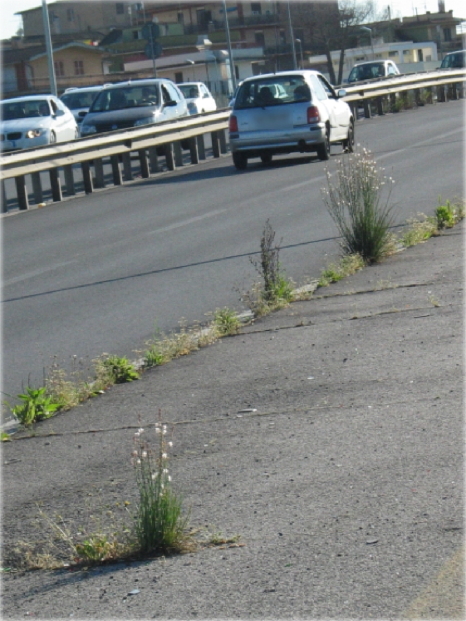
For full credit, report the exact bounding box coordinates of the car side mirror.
[163,100,177,108]
[337,89,347,98]
[54,109,65,117]
[78,110,87,118]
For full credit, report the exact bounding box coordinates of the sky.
[0,0,465,41]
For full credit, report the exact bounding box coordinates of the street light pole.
[287,1,298,70]
[222,0,236,93]
[295,38,304,68]
[360,26,375,60]
[41,0,57,96]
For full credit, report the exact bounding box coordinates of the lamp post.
[196,35,213,90]
[287,1,298,70]
[41,0,57,96]
[185,58,195,81]
[295,38,304,68]
[360,26,375,60]
[222,0,236,93]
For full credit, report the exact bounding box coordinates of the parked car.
[229,70,354,170]
[439,50,466,69]
[60,85,109,127]
[347,60,400,83]
[178,82,217,114]
[0,95,78,152]
[80,79,188,136]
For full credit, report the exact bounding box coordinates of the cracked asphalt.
[2,222,464,619]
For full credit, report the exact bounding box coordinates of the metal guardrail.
[1,69,465,212]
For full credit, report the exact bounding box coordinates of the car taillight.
[229,115,238,132]
[307,106,320,124]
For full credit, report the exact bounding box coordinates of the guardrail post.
[437,85,446,102]
[165,144,175,171]
[15,175,29,211]
[376,96,384,115]
[148,147,160,173]
[218,129,228,154]
[197,135,206,160]
[122,153,133,181]
[188,137,199,164]
[174,142,183,167]
[64,165,76,196]
[110,155,123,185]
[93,158,105,188]
[81,161,94,194]
[211,131,220,158]
[363,100,372,119]
[1,182,8,213]
[31,172,43,204]
[49,169,62,202]
[138,150,150,178]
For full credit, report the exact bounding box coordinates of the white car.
[60,85,109,127]
[229,70,354,170]
[0,95,78,152]
[178,82,217,115]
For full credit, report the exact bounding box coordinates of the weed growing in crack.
[132,418,191,554]
[322,148,396,264]
[8,386,62,427]
[212,307,242,336]
[317,254,365,287]
[246,220,293,315]
[95,355,140,384]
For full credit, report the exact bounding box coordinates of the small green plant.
[400,213,438,247]
[132,418,190,554]
[1,432,11,442]
[322,148,396,264]
[435,202,456,229]
[10,386,62,426]
[318,254,364,287]
[95,355,140,384]
[213,307,241,336]
[75,534,128,563]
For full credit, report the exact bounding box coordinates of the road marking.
[4,260,77,287]
[145,208,227,235]
[402,546,464,619]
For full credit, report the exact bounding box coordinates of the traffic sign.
[142,22,160,41]
[144,41,163,60]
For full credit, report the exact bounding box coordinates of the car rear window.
[235,76,311,109]
[61,91,100,108]
[90,85,159,112]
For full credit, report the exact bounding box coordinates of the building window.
[443,27,451,41]
[251,2,262,14]
[67,8,74,21]
[132,30,141,39]
[177,12,184,24]
[116,3,125,15]
[54,60,64,77]
[255,31,265,46]
[74,60,84,75]
[388,50,398,57]
[174,72,183,83]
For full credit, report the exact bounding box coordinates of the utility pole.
[42,0,57,96]
[222,0,236,93]
[287,1,298,70]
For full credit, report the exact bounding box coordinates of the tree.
[292,0,376,84]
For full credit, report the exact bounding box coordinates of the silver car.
[60,85,109,127]
[80,79,188,136]
[229,70,354,170]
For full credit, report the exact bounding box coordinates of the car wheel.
[233,152,248,170]
[49,131,56,145]
[342,122,355,153]
[260,153,273,165]
[316,130,330,161]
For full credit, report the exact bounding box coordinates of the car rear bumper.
[229,124,326,154]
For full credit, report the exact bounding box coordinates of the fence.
[1,68,465,213]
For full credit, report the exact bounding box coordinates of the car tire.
[342,122,355,153]
[260,153,273,165]
[49,131,56,145]
[233,152,248,170]
[316,130,330,161]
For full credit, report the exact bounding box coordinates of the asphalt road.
[2,100,465,406]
